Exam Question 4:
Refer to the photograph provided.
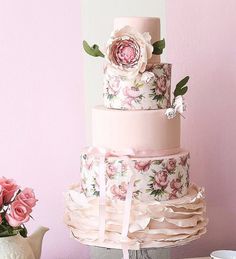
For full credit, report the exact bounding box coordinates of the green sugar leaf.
[174,76,190,97]
[83,40,105,58]
[152,39,165,55]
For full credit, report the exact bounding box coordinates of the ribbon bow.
[165,95,186,119]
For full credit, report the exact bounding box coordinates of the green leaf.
[176,76,189,90]
[152,39,165,55]
[83,40,105,58]
[174,76,190,97]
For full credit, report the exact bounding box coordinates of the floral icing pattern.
[103,63,172,110]
[80,149,190,202]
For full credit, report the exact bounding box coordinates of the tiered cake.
[65,17,207,255]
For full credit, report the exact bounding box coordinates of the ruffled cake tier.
[64,184,207,250]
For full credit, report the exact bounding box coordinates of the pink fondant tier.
[103,63,172,110]
[64,184,207,250]
[114,17,160,64]
[92,106,180,156]
[80,148,190,202]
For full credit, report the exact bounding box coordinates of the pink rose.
[16,188,37,209]
[6,200,32,227]
[106,163,117,178]
[0,177,18,204]
[110,182,128,200]
[155,75,167,95]
[106,26,153,78]
[134,161,151,172]
[170,179,182,192]
[166,159,177,172]
[153,170,169,190]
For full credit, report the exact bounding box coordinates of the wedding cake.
[64,17,207,257]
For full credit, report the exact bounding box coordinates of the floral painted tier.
[64,184,207,250]
[103,63,172,110]
[80,148,190,202]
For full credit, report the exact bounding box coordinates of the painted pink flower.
[106,26,153,78]
[166,158,177,172]
[16,188,37,209]
[0,186,3,208]
[123,86,142,106]
[169,190,178,200]
[110,182,128,200]
[107,76,121,96]
[106,163,117,178]
[155,75,167,95]
[6,200,32,227]
[163,64,171,79]
[0,177,18,204]
[179,155,189,166]
[153,170,169,190]
[134,161,151,172]
[170,178,182,192]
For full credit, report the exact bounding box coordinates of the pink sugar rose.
[106,26,153,78]
[153,170,169,190]
[6,200,32,227]
[110,182,128,200]
[166,159,177,172]
[16,188,37,209]
[0,177,18,204]
[134,161,151,172]
[155,75,167,95]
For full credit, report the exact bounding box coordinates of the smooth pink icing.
[92,106,180,154]
[114,17,161,63]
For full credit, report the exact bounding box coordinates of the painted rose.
[141,71,155,84]
[106,163,117,178]
[169,190,178,200]
[170,178,182,193]
[110,182,128,200]
[163,64,171,79]
[6,200,31,227]
[123,86,142,107]
[166,158,177,172]
[0,177,18,204]
[106,75,121,96]
[0,186,3,208]
[153,170,169,190]
[179,155,188,166]
[134,161,151,172]
[155,75,167,95]
[16,188,37,209]
[106,26,153,78]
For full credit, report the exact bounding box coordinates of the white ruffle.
[64,184,207,250]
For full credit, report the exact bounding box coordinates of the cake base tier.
[64,184,207,250]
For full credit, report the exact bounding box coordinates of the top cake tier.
[103,17,171,110]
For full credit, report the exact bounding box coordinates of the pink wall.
[0,1,89,258]
[166,0,236,258]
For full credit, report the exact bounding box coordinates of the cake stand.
[90,247,170,259]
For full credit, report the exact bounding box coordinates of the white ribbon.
[165,95,186,119]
